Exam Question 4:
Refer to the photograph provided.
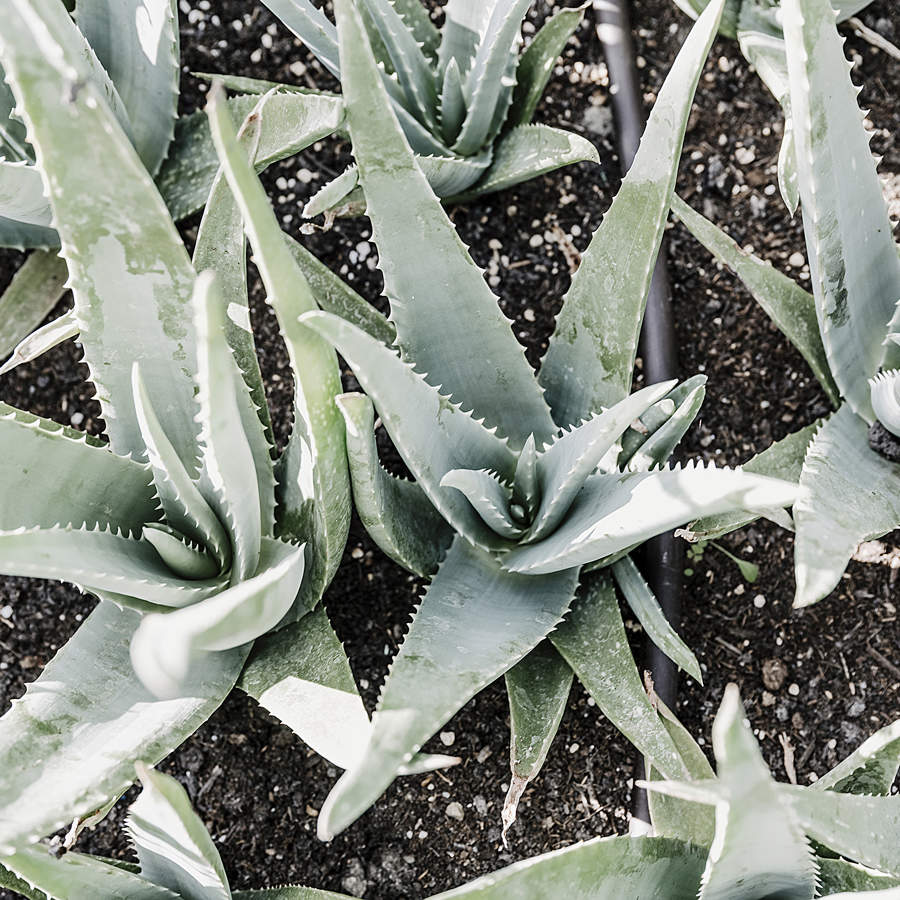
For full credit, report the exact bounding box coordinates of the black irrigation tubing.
[594,0,685,827]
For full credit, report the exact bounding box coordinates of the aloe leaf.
[0,601,246,852]
[433,834,705,899]
[550,573,690,781]
[813,719,900,796]
[612,556,701,684]
[0,216,57,251]
[870,371,900,438]
[0,309,77,377]
[286,237,396,345]
[337,393,452,576]
[0,0,201,466]
[783,785,900,876]
[301,311,515,551]
[504,463,798,574]
[507,2,588,126]
[233,890,351,900]
[0,160,51,227]
[359,0,438,132]
[333,0,555,449]
[442,468,522,539]
[793,405,900,607]
[671,194,839,405]
[0,401,155,533]
[238,607,370,769]
[260,0,341,77]
[128,763,230,900]
[452,0,531,156]
[318,534,579,839]
[437,0,491,77]
[302,166,361,219]
[539,0,724,428]
[143,524,219,580]
[687,422,818,542]
[0,858,49,899]
[208,87,350,609]
[783,0,900,417]
[817,858,900,895]
[622,377,707,472]
[75,0,180,177]
[440,58,467,144]
[502,641,572,838]
[453,123,599,201]
[697,686,816,900]
[192,271,263,581]
[0,251,66,359]
[1,846,177,899]
[193,72,339,97]
[389,0,440,60]
[156,92,344,223]
[528,380,677,542]
[131,537,304,698]
[646,700,716,847]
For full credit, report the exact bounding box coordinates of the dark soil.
[1,1,898,897]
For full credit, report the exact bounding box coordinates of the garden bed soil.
[0,1,898,897]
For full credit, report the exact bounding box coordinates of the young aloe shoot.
[301,0,797,840]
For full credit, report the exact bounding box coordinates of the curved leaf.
[0,160,51,227]
[0,309,78,378]
[870,370,900,438]
[813,719,900,796]
[259,0,340,77]
[0,250,67,360]
[817,858,900,896]
[442,468,521,539]
[317,535,579,839]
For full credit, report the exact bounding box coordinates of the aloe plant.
[0,0,455,854]
[675,0,900,607]
[0,764,349,900]
[668,0,873,212]
[297,0,798,840]
[238,0,599,219]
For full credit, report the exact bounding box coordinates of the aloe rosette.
[676,0,900,607]
[300,0,798,839]
[0,0,454,854]
[234,0,599,219]
[668,0,873,212]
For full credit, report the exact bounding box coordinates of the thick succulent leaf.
[130,538,305,699]
[334,0,555,449]
[0,160,51,227]
[783,785,900,876]
[793,405,900,607]
[694,685,817,899]
[208,87,349,610]
[0,0,203,466]
[0,525,223,608]
[233,890,351,900]
[76,0,180,176]
[301,311,516,551]
[359,0,437,131]
[0,309,78,377]
[0,215,57,251]
[503,462,798,574]
[157,92,344,223]
[440,58,467,144]
[129,763,230,900]
[286,237,396,345]
[442,468,522,539]
[317,535,579,839]
[453,123,599,200]
[646,700,716,847]
[302,166,361,219]
[192,272,263,581]
[0,401,156,534]
[813,719,900,795]
[502,641,573,837]
[507,2,588,126]
[550,573,690,781]
[133,366,231,569]
[1,846,177,900]
[143,524,219,580]
[671,194,839,405]
[528,380,677,542]
[389,0,440,59]
[783,0,900,417]
[260,0,341,77]
[817,858,900,895]
[0,601,245,852]
[452,0,531,156]
[871,371,900,438]
[621,376,707,472]
[431,835,704,899]
[611,556,701,684]
[0,858,49,900]
[337,393,452,577]
[687,422,817,542]
[539,0,724,428]
[437,0,491,76]
[0,250,67,360]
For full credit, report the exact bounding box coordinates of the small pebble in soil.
[439,730,455,746]
[788,683,800,696]
[753,593,766,608]
[762,658,788,691]
[445,802,464,821]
